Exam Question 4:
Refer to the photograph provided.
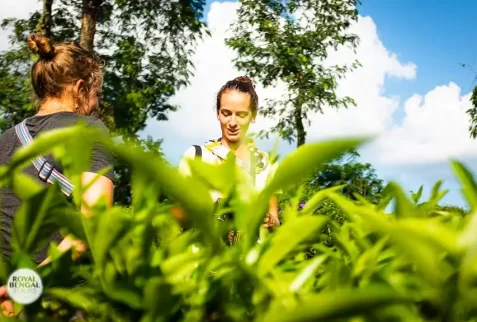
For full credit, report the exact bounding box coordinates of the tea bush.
[0,123,477,322]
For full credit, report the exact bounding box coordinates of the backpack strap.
[14,120,75,199]
[193,145,202,160]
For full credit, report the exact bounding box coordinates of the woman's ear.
[72,79,85,99]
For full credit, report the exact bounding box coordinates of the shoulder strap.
[193,145,202,160]
[14,120,75,199]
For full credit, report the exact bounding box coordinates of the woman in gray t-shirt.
[0,33,114,316]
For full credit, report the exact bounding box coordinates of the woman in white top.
[175,76,280,232]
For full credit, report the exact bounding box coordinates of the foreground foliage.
[0,124,477,321]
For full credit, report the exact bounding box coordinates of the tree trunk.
[294,104,306,147]
[38,0,54,37]
[80,0,102,51]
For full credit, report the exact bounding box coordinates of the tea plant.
[0,123,476,322]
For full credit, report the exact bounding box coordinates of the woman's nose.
[229,116,238,127]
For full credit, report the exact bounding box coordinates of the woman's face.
[217,90,254,143]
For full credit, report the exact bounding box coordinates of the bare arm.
[38,172,114,267]
[263,195,281,229]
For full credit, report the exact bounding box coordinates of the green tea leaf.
[301,185,346,215]
[263,285,414,322]
[187,153,236,194]
[0,170,43,201]
[91,207,135,268]
[452,160,477,211]
[46,287,102,312]
[265,137,370,195]
[411,185,423,204]
[11,185,69,254]
[289,255,328,292]
[386,182,415,218]
[258,216,328,275]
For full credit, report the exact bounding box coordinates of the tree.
[0,0,209,205]
[0,0,209,135]
[225,0,361,147]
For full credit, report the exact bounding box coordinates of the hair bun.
[28,34,55,59]
[234,76,255,87]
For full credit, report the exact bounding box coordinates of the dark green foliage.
[0,0,209,135]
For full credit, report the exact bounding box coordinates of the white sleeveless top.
[177,139,280,202]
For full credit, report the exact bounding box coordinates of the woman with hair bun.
[0,34,114,315]
[176,76,281,244]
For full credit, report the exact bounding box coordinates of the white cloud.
[373,83,475,165]
[304,15,417,140]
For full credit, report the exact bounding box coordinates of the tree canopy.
[0,0,209,136]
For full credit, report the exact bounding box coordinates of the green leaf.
[263,285,414,322]
[258,216,328,275]
[386,182,415,218]
[143,277,179,319]
[91,207,135,268]
[289,255,328,293]
[102,284,143,310]
[11,185,69,254]
[411,185,423,204]
[187,153,236,195]
[46,287,102,312]
[353,237,389,282]
[301,185,346,215]
[265,137,370,195]
[0,169,43,201]
[452,160,477,211]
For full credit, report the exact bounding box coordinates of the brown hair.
[216,76,258,117]
[27,33,103,114]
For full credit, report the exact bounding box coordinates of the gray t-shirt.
[0,111,115,264]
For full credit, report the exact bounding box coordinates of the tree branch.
[37,0,54,37]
